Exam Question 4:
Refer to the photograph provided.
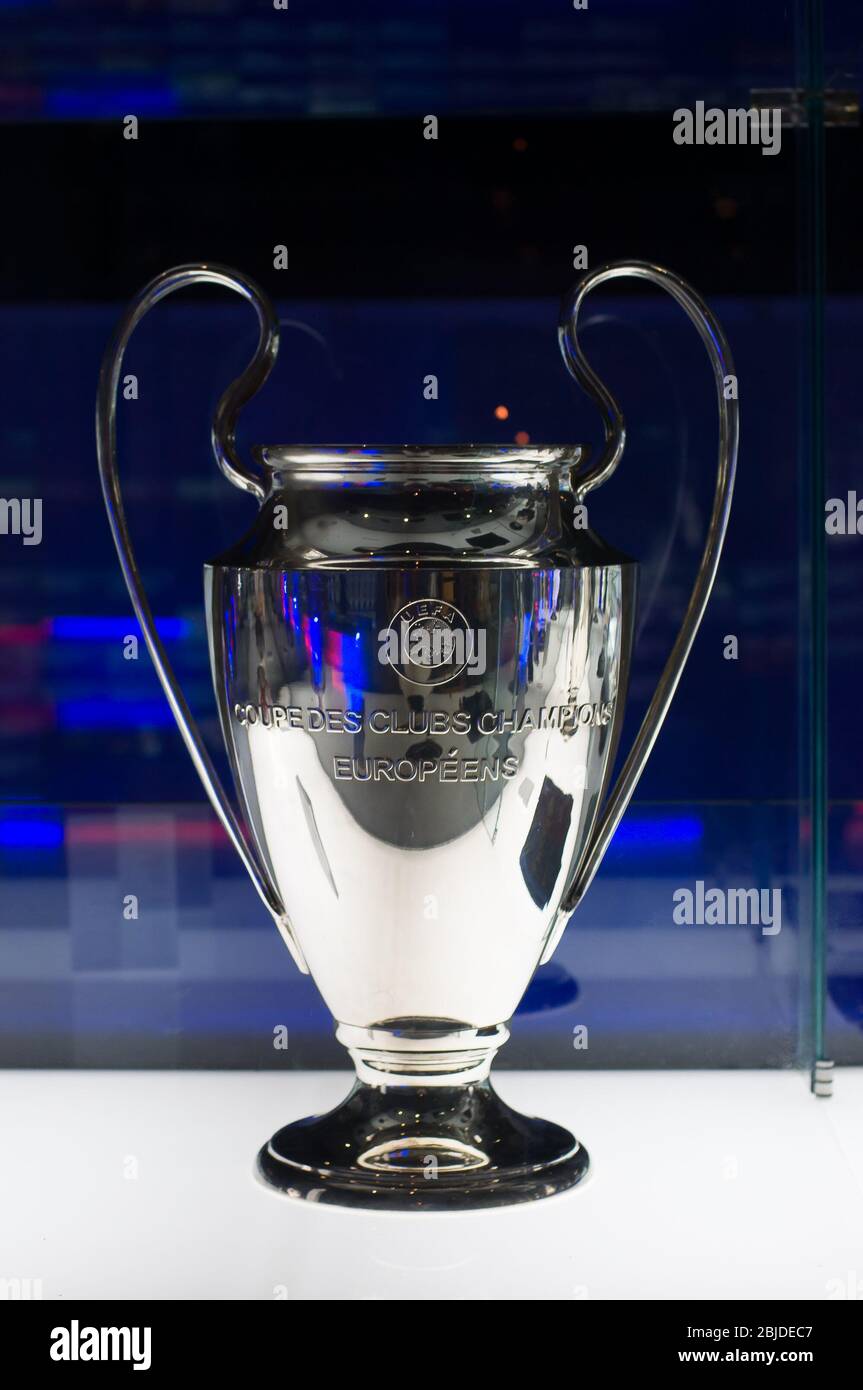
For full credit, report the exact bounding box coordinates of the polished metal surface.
[220,446,617,571]
[206,550,633,1040]
[96,258,738,1208]
[96,263,306,970]
[257,1079,590,1210]
[551,261,739,938]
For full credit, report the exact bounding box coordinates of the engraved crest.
[378,598,484,685]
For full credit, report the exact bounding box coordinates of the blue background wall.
[0,0,860,1067]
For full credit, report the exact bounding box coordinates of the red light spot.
[514,430,530,446]
[494,405,509,420]
[513,137,528,152]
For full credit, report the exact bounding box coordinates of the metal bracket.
[812,1059,834,1098]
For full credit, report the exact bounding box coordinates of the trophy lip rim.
[255,444,586,470]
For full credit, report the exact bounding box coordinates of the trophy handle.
[541,260,739,963]
[96,263,308,972]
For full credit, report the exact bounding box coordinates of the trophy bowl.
[97,262,737,1209]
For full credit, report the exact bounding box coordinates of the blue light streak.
[52,617,188,642]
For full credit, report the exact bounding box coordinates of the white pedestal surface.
[1,1068,861,1301]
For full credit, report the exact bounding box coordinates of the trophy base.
[256,1079,589,1211]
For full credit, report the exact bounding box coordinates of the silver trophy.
[97,261,737,1209]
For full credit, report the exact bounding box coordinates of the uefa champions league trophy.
[97,261,737,1209]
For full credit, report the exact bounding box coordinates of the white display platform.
[2,1068,861,1301]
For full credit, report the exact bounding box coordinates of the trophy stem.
[257,1021,590,1210]
[335,1019,510,1087]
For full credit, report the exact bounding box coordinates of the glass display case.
[0,0,858,1100]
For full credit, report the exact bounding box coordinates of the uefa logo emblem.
[377,599,486,686]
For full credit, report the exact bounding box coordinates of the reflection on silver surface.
[207,558,631,1036]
